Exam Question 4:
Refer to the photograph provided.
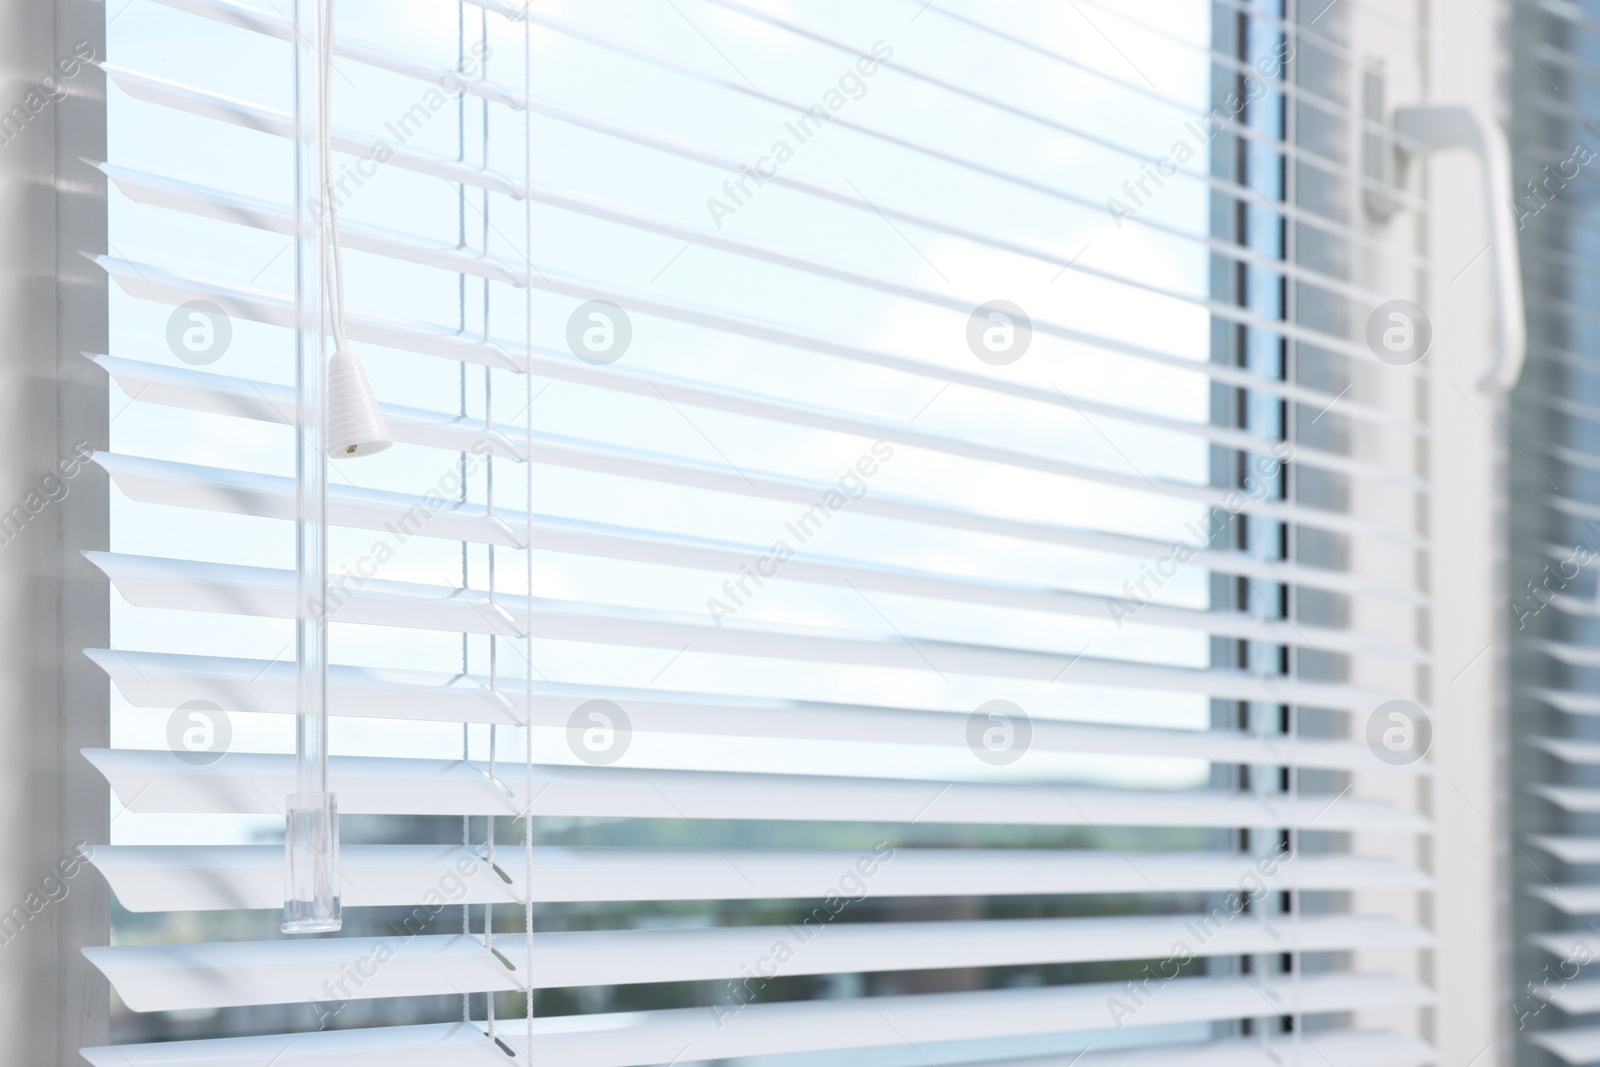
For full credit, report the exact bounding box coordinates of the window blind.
[78,0,1437,1064]
[1508,1,1600,1062]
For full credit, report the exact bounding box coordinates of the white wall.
[0,0,109,1061]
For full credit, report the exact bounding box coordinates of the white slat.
[1532,978,1600,1015]
[103,64,524,197]
[86,935,517,1012]
[87,551,1406,710]
[148,0,527,108]
[95,253,1424,548]
[90,915,1431,1012]
[88,649,525,726]
[99,257,524,369]
[107,159,1366,469]
[1528,884,1600,914]
[1529,737,1600,765]
[108,155,1424,475]
[507,1,1418,270]
[1530,638,1600,669]
[513,94,1424,437]
[1530,836,1600,864]
[1530,785,1600,813]
[79,973,1433,1066]
[104,163,526,284]
[926,1031,1436,1067]
[99,50,1422,399]
[1531,687,1600,718]
[95,354,526,459]
[86,647,1418,773]
[82,748,1426,830]
[93,355,1430,604]
[79,1027,1433,1067]
[91,844,1431,912]
[1532,931,1600,962]
[96,451,1428,662]
[1533,1026,1600,1066]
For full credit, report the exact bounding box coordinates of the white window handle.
[1392,105,1527,394]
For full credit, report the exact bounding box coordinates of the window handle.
[1392,105,1527,394]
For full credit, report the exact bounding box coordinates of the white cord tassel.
[326,347,392,456]
[321,0,390,460]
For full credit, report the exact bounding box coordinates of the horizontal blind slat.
[1528,835,1600,863]
[149,0,527,107]
[1527,884,1600,914]
[98,157,1419,486]
[82,748,1428,829]
[100,253,1430,460]
[1527,784,1600,812]
[91,844,1431,911]
[516,86,1399,310]
[95,355,1429,603]
[87,936,517,1013]
[1531,1027,1600,1066]
[505,5,1425,258]
[103,64,525,196]
[85,647,1422,771]
[87,551,1405,707]
[104,163,527,284]
[79,974,1434,1067]
[96,453,1426,661]
[78,1028,1434,1067]
[89,915,1432,1012]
